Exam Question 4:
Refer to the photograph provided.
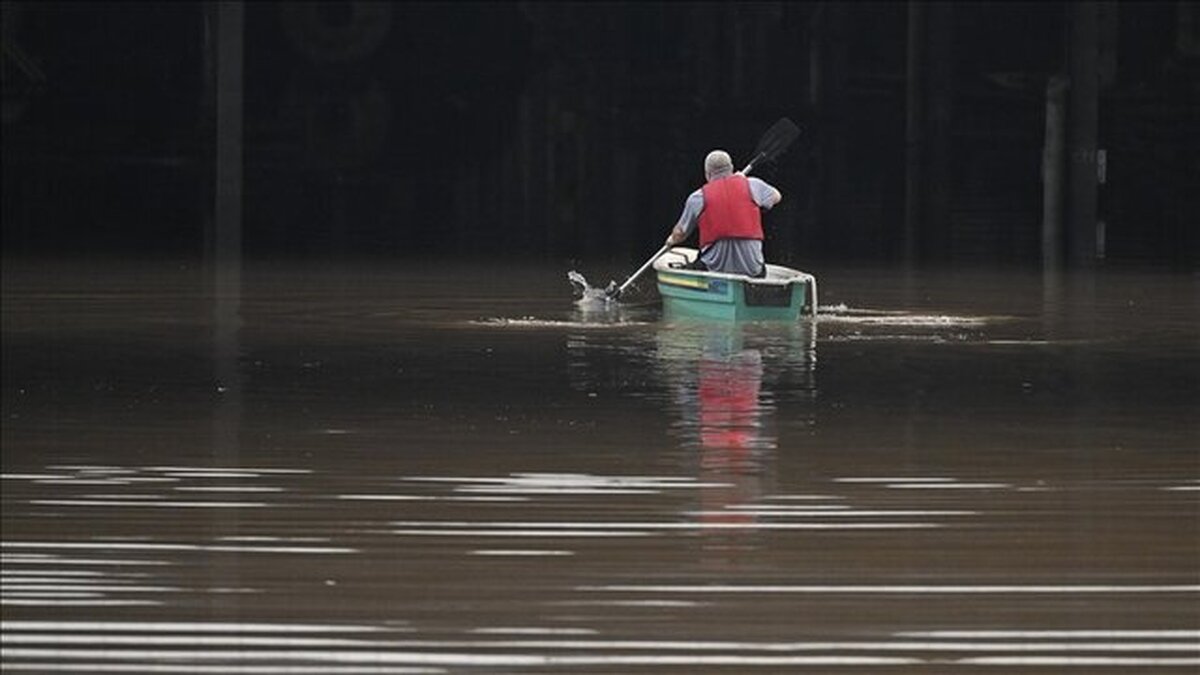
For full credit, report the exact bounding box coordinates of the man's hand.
[666,225,686,247]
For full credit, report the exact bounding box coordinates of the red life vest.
[698,174,763,249]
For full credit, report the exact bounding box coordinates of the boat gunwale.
[653,248,815,287]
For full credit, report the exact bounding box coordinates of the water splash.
[466,272,636,328]
[567,271,614,309]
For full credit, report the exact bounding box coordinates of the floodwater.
[2,258,1197,673]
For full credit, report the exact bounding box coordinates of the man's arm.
[666,191,704,246]
[748,177,782,209]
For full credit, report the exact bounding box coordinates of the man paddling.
[665,149,782,278]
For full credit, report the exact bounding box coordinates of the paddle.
[605,117,801,300]
[605,244,671,299]
[741,116,800,175]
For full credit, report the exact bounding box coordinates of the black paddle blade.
[753,117,801,163]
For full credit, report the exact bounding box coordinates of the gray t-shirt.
[675,176,779,277]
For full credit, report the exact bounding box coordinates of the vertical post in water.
[1042,75,1067,270]
[806,5,822,257]
[209,0,244,618]
[215,0,243,284]
[903,0,924,266]
[827,2,849,258]
[212,0,243,462]
[926,2,953,262]
[1067,1,1098,266]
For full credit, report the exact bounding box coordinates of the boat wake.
[815,304,1027,344]
[817,304,1006,328]
[472,317,649,329]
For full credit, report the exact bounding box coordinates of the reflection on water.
[652,320,817,562]
[2,261,1198,672]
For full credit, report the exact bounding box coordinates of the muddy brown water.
[2,259,1197,672]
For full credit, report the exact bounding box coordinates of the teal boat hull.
[654,248,818,322]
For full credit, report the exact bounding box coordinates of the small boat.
[653,247,818,321]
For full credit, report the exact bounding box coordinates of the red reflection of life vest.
[698,175,764,249]
[697,357,761,453]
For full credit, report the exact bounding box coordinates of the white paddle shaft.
[615,244,670,297]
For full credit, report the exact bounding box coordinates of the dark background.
[2,1,1196,267]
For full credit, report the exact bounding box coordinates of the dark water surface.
[3,259,1198,672]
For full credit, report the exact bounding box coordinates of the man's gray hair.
[704,149,734,179]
